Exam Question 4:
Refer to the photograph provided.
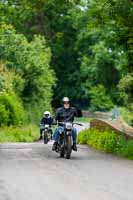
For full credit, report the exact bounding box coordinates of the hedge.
[0,124,39,142]
[78,129,133,160]
[0,92,25,126]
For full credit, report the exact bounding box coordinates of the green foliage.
[74,0,132,106]
[118,73,133,107]
[78,129,89,144]
[0,92,25,126]
[0,0,132,144]
[0,104,9,126]
[0,124,39,142]
[89,85,113,111]
[78,128,133,160]
[0,61,23,94]
[0,62,26,126]
[75,117,92,123]
[123,140,133,160]
[0,24,55,120]
[119,107,133,126]
[0,0,132,108]
[0,0,132,109]
[0,0,83,105]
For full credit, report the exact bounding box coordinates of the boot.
[52,142,58,151]
[72,143,77,151]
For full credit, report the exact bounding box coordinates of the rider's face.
[64,102,70,109]
[44,114,49,118]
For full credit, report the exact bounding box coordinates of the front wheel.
[66,153,71,159]
[60,150,64,158]
[44,132,48,144]
[66,135,72,159]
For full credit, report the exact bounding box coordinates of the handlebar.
[57,122,83,126]
[73,122,83,126]
[40,122,83,127]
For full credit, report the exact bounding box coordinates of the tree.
[0,0,82,106]
[74,0,132,106]
[0,0,132,109]
[89,84,113,111]
[0,24,55,120]
[118,73,133,108]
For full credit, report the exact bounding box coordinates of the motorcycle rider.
[39,111,53,140]
[52,97,82,151]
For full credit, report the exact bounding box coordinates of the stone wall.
[90,119,133,139]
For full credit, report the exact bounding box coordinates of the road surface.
[0,141,133,200]
[0,123,132,200]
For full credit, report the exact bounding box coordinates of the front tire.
[66,153,71,159]
[66,135,72,159]
[44,132,48,144]
[60,151,64,158]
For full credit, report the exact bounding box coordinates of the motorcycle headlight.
[45,125,49,128]
[65,123,72,130]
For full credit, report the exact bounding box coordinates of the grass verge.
[0,124,39,143]
[75,117,92,123]
[78,128,133,160]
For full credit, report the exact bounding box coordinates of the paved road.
[0,142,133,200]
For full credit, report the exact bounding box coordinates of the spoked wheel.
[44,133,48,144]
[47,131,52,141]
[60,151,65,158]
[66,136,72,159]
[60,146,65,158]
[66,153,71,159]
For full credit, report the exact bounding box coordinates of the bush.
[89,85,113,111]
[0,104,9,125]
[0,92,25,126]
[0,24,56,115]
[0,124,39,142]
[78,128,133,160]
[119,107,133,126]
[122,140,133,160]
[77,129,89,144]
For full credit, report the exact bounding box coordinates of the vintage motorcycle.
[55,122,82,159]
[41,124,52,144]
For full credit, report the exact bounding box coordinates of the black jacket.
[40,117,53,126]
[54,107,82,124]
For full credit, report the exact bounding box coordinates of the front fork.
[56,129,72,152]
[64,130,72,148]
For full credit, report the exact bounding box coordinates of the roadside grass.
[0,124,39,143]
[78,128,133,160]
[75,117,92,123]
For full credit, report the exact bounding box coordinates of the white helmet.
[62,97,70,103]
[44,111,50,118]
